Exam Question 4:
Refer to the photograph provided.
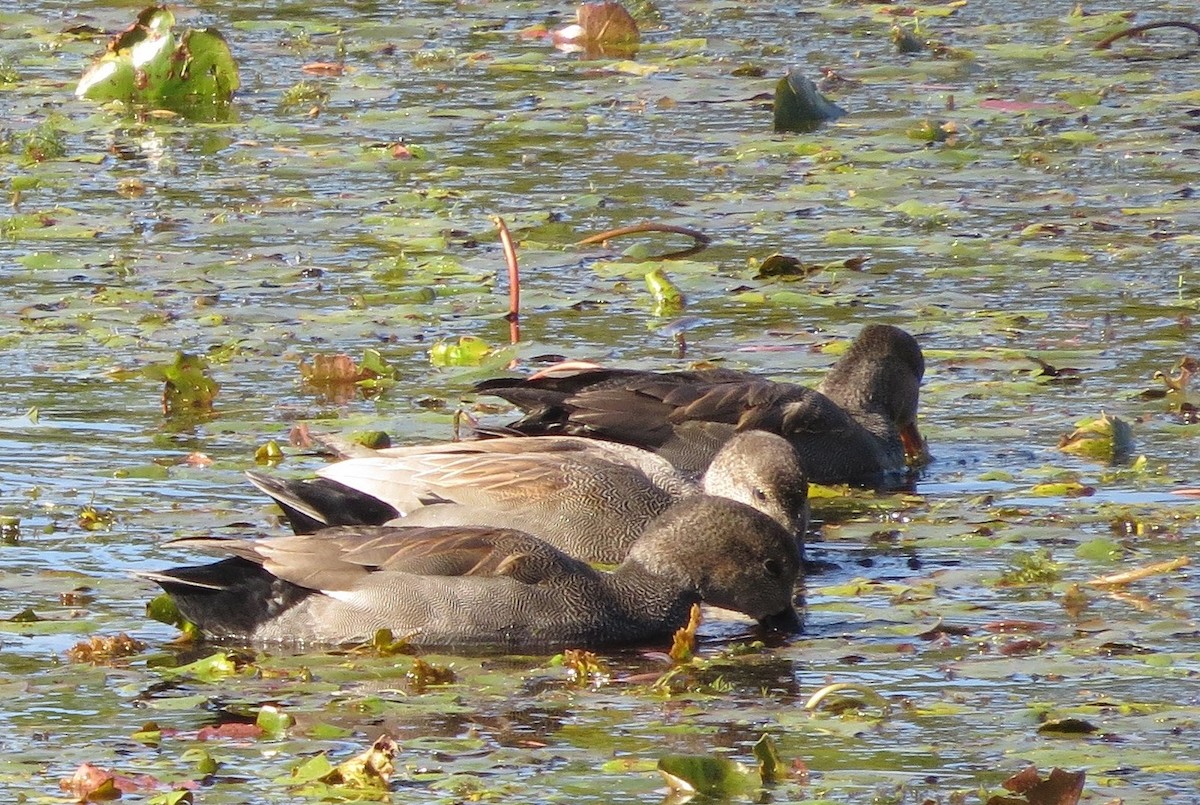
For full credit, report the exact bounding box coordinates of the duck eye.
[763,558,783,577]
[752,487,769,502]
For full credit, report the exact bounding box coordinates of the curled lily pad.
[1001,765,1086,805]
[76,6,239,116]
[552,2,640,58]
[645,266,685,317]
[773,69,846,133]
[892,24,926,54]
[314,734,397,791]
[145,352,218,416]
[752,734,784,784]
[1057,412,1134,463]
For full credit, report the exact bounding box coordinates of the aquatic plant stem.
[577,222,710,260]
[1095,21,1200,52]
[493,215,521,347]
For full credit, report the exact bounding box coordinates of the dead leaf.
[182,452,213,467]
[998,766,1086,805]
[196,722,264,741]
[61,763,121,802]
[66,634,147,663]
[301,62,345,75]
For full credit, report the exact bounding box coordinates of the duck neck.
[605,559,700,636]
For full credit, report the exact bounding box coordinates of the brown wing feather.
[409,452,573,499]
[164,526,582,594]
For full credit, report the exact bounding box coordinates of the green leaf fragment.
[998,549,1062,586]
[254,440,284,464]
[145,593,194,634]
[657,754,755,798]
[349,430,391,450]
[158,651,238,682]
[285,753,336,786]
[430,335,492,367]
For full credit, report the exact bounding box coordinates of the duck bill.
[900,421,930,467]
[757,606,802,633]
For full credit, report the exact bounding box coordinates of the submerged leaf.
[196,722,264,742]
[407,657,456,691]
[1037,718,1097,735]
[892,24,926,54]
[78,504,116,531]
[300,351,396,401]
[299,353,368,386]
[754,253,822,280]
[998,549,1061,586]
[9,607,41,623]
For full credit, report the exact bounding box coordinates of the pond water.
[2,0,1199,801]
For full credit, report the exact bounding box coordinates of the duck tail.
[245,471,399,534]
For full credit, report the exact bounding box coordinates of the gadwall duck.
[140,495,802,648]
[245,430,808,565]
[475,323,926,486]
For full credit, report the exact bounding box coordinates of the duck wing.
[319,451,573,512]
[160,525,587,593]
[475,366,754,439]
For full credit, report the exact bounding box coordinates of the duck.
[139,495,802,648]
[245,430,809,565]
[474,323,926,487]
